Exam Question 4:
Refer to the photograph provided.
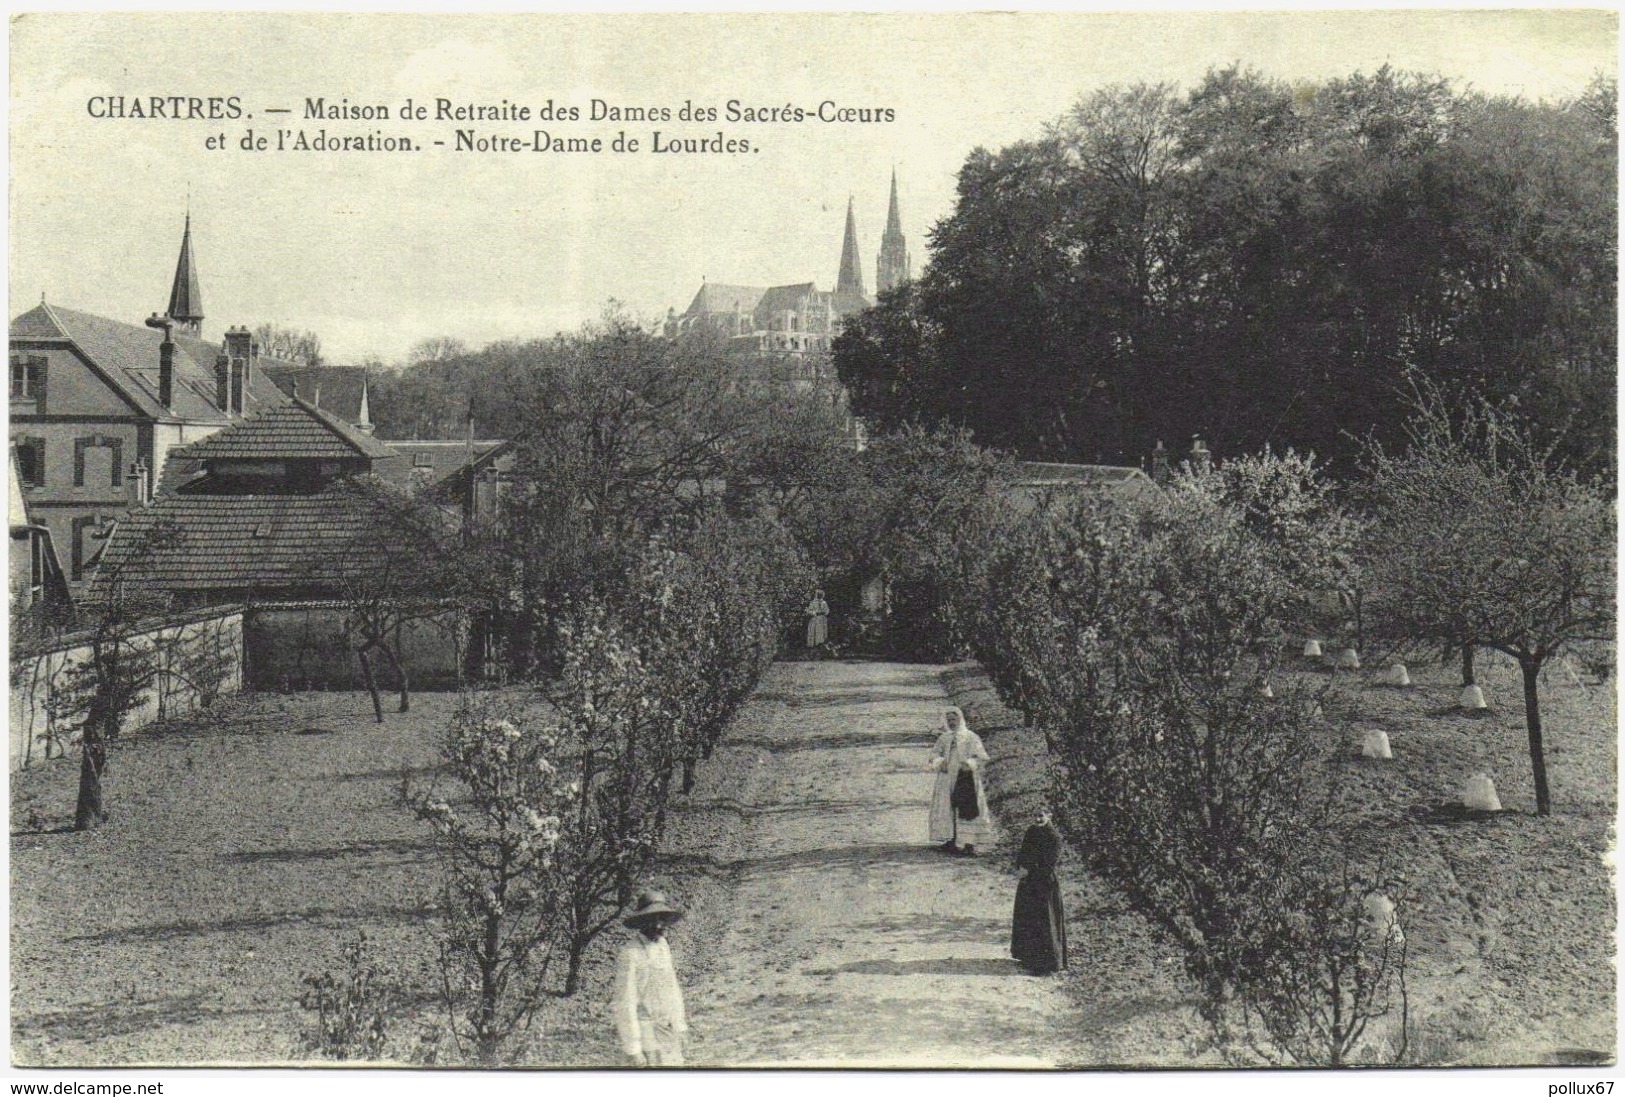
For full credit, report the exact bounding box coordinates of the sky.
[8,10,1617,365]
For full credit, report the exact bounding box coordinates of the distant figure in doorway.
[805,589,830,650]
[1011,813,1068,975]
[613,889,690,1067]
[929,706,989,856]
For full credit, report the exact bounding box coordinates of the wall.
[243,604,466,692]
[10,605,245,772]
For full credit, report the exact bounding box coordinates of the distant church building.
[667,177,909,358]
[876,170,911,295]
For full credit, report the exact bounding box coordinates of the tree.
[252,324,324,367]
[316,477,464,722]
[968,466,1407,1063]
[406,695,574,1063]
[839,66,1615,476]
[1363,391,1615,815]
[60,520,183,829]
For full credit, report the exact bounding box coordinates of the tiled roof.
[259,365,371,426]
[9,303,285,423]
[373,439,507,492]
[95,483,378,591]
[170,397,400,462]
[754,283,819,317]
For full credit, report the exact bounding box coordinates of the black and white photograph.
[5,9,1617,1083]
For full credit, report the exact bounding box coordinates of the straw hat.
[623,889,685,928]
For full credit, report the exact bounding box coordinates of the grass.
[10,648,1614,1067]
[944,647,1617,1067]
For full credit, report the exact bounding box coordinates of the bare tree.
[316,477,463,722]
[253,323,324,367]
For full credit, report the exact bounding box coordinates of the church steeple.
[877,169,911,294]
[166,212,204,335]
[835,196,866,301]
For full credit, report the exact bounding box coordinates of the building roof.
[373,439,508,493]
[170,396,399,463]
[755,283,820,316]
[1012,462,1162,502]
[259,365,371,427]
[684,283,768,318]
[94,483,380,592]
[9,302,284,423]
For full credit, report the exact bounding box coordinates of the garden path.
[679,660,1076,1067]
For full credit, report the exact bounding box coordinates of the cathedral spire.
[166,211,204,335]
[877,169,911,294]
[835,196,866,300]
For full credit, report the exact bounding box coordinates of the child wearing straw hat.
[612,889,690,1066]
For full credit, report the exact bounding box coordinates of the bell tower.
[876,170,911,294]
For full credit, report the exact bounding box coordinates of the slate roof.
[167,214,204,325]
[170,397,400,463]
[259,365,370,426]
[9,302,286,423]
[754,283,820,316]
[683,283,768,317]
[374,439,507,493]
[95,483,377,591]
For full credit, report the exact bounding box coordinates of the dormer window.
[254,523,272,538]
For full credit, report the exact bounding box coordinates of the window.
[74,435,122,489]
[13,437,44,488]
[413,452,434,468]
[10,354,44,401]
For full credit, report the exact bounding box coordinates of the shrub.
[297,931,393,1061]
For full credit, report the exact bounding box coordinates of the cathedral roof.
[684,282,768,317]
[755,283,820,314]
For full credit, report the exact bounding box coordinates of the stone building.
[666,179,911,359]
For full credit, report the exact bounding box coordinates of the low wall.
[243,604,466,692]
[10,606,245,772]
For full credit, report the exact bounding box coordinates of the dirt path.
[678,661,1077,1068]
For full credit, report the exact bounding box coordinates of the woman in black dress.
[1011,813,1068,975]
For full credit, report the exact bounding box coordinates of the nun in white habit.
[929,706,991,855]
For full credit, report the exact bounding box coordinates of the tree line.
[834,66,1616,479]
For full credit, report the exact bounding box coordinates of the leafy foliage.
[1362,385,1616,814]
[963,457,1405,1063]
[836,66,1616,477]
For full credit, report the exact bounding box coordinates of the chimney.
[129,457,150,506]
[144,313,175,410]
[1189,434,1212,474]
[1151,440,1170,484]
[223,327,253,415]
[215,355,229,411]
